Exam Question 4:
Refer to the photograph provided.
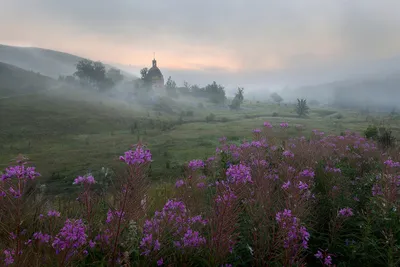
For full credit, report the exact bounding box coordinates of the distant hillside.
[0,61,55,97]
[0,44,137,80]
[292,73,400,110]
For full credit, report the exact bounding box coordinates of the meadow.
[1,88,400,266]
[2,88,399,196]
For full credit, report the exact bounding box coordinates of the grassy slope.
[0,44,137,79]
[1,85,400,195]
[0,61,55,97]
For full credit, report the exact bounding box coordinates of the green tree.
[295,98,310,117]
[229,87,244,110]
[74,59,114,92]
[177,81,191,95]
[270,92,283,105]
[165,76,178,98]
[140,68,148,80]
[106,68,124,84]
[204,81,226,104]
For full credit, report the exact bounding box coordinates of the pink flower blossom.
[119,145,152,165]
[263,121,273,128]
[73,175,96,185]
[338,207,354,217]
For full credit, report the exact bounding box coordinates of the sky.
[1,0,400,89]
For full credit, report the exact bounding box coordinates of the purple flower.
[33,232,51,243]
[119,145,152,165]
[89,240,96,248]
[372,184,383,196]
[226,163,252,185]
[338,207,354,217]
[1,165,40,181]
[263,121,273,128]
[188,159,205,171]
[282,181,291,190]
[52,219,87,254]
[324,255,333,265]
[252,128,261,133]
[315,250,323,259]
[182,229,206,247]
[196,182,206,189]
[280,122,289,128]
[157,258,164,266]
[154,239,161,251]
[384,159,400,168]
[3,249,14,266]
[189,215,208,225]
[140,234,153,255]
[207,157,215,162]
[216,191,237,205]
[47,210,61,218]
[276,209,292,222]
[298,181,309,191]
[325,166,341,174]
[140,199,206,256]
[9,187,21,198]
[9,232,16,240]
[73,175,96,185]
[106,209,125,224]
[276,209,310,251]
[299,169,315,178]
[175,179,185,188]
[282,150,294,158]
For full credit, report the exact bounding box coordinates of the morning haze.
[0,2,400,266]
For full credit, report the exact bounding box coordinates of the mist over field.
[1,1,400,266]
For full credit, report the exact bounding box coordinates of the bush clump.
[206,113,216,122]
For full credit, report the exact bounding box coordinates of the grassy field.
[1,88,399,195]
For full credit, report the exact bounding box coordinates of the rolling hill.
[0,61,55,97]
[0,44,137,80]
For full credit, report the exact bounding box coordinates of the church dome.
[146,59,164,83]
[145,58,164,90]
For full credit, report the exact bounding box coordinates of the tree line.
[59,59,124,92]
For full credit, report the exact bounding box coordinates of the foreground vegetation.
[1,122,399,266]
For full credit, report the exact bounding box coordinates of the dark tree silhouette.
[295,98,310,117]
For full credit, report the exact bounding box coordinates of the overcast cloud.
[1,0,400,88]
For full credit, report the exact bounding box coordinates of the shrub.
[377,127,396,149]
[364,125,378,140]
[206,113,216,122]
[335,113,343,119]
[295,98,310,117]
[272,112,279,117]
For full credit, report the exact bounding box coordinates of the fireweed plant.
[0,123,399,266]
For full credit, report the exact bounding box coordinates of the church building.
[146,57,164,90]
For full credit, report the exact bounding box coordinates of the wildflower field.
[1,121,399,266]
